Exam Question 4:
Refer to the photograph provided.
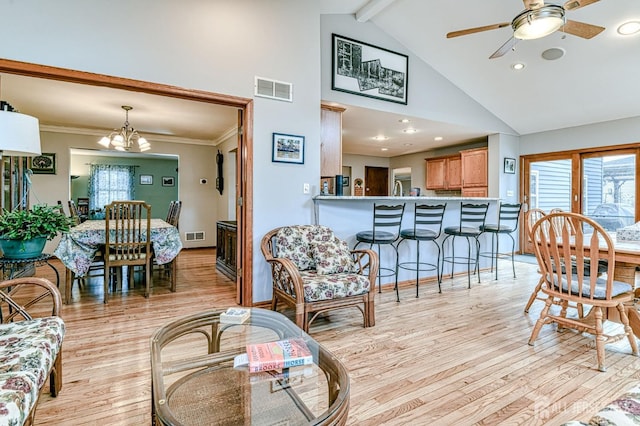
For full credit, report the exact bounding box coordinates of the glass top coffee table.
[150,308,350,425]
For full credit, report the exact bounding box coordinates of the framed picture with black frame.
[504,157,516,174]
[29,153,57,174]
[272,133,305,164]
[332,33,409,105]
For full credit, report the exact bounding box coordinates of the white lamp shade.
[0,110,42,156]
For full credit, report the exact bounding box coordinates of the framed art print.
[272,133,304,164]
[140,175,153,185]
[162,176,175,187]
[332,34,408,105]
[29,153,57,174]
[504,158,516,174]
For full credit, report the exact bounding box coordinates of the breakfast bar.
[313,196,502,288]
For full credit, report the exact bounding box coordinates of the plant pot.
[0,237,47,259]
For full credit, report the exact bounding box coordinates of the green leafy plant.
[0,204,75,241]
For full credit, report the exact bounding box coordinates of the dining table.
[54,218,183,303]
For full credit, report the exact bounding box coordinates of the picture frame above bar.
[332,33,408,105]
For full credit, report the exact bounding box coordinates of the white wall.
[520,116,640,155]
[320,15,515,135]
[1,0,322,303]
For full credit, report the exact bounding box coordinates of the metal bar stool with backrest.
[479,202,522,280]
[355,203,405,295]
[396,204,446,299]
[441,202,489,289]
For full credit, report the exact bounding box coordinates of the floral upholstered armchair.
[260,225,378,332]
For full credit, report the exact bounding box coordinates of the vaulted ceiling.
[324,0,640,155]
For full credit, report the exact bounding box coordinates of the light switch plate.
[303,183,310,194]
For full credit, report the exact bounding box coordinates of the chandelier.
[98,105,150,152]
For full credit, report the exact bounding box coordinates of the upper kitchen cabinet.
[425,155,461,190]
[461,147,488,197]
[320,103,345,177]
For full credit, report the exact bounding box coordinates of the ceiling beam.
[355,0,397,22]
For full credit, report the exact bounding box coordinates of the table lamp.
[0,101,42,158]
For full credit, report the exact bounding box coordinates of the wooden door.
[365,166,389,196]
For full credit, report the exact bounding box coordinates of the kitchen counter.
[312,196,505,288]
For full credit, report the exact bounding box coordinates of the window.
[88,164,135,211]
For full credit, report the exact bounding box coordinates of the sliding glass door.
[581,151,636,234]
[522,156,573,253]
[521,146,639,254]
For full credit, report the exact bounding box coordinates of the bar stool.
[441,202,489,289]
[479,202,522,280]
[396,204,446,299]
[355,203,405,295]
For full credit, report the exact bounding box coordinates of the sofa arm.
[0,277,62,322]
[351,249,379,288]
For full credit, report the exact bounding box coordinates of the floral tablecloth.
[54,219,183,276]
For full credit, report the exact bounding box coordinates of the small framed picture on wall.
[504,158,516,174]
[140,175,153,185]
[162,176,175,187]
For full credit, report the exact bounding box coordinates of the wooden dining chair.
[528,212,638,372]
[103,200,152,303]
[523,208,547,313]
[68,200,81,226]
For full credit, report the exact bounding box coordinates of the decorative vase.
[0,236,47,259]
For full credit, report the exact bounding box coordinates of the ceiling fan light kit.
[512,5,565,40]
[446,0,603,59]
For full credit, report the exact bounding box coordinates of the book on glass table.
[219,307,251,324]
[233,338,313,373]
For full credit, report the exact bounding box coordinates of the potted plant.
[0,204,75,259]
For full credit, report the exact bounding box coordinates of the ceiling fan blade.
[523,0,545,9]
[489,36,518,59]
[447,22,510,39]
[564,0,599,11]
[560,20,605,39]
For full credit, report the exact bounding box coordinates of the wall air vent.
[254,76,293,102]
[185,231,205,241]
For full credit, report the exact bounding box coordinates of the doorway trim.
[0,58,254,305]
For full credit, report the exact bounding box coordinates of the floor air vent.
[255,76,292,102]
[185,231,205,241]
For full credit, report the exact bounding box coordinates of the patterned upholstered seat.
[261,225,378,332]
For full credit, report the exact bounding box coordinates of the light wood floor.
[33,249,640,425]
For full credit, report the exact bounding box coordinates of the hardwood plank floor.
[32,249,640,425]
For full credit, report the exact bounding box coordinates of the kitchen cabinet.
[425,155,461,190]
[320,103,345,177]
[216,220,237,281]
[461,147,488,197]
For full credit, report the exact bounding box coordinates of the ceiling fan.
[446,0,605,59]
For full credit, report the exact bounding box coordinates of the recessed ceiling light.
[381,148,389,151]
[372,135,388,141]
[403,128,417,134]
[403,143,413,146]
[618,21,640,35]
[434,136,443,141]
[511,62,526,70]
[399,118,410,123]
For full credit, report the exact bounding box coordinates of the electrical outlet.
[303,183,310,194]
